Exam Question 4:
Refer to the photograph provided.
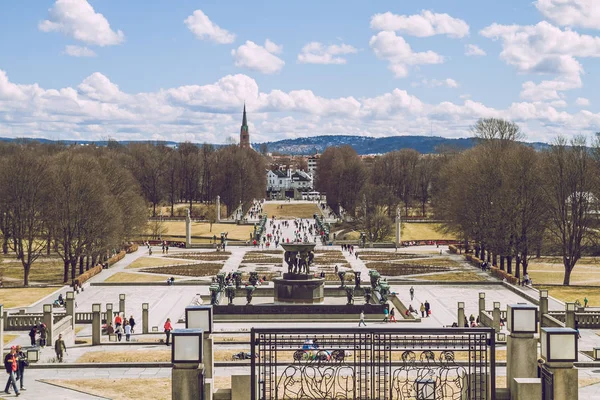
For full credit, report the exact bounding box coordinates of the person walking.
[114,313,123,329]
[39,323,47,348]
[420,303,426,318]
[409,287,414,301]
[584,297,589,308]
[424,300,431,318]
[164,318,173,345]
[54,334,67,363]
[129,315,136,334]
[115,324,123,342]
[124,321,132,342]
[382,307,389,323]
[389,308,397,322]
[4,346,19,396]
[358,311,367,327]
[15,346,27,392]
[28,327,36,346]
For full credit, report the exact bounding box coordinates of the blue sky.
[1,0,600,144]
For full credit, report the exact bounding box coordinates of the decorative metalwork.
[251,328,495,400]
[539,364,554,400]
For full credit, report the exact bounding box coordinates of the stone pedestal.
[105,303,113,326]
[458,304,465,327]
[142,306,149,334]
[92,309,101,346]
[172,364,204,400]
[507,333,538,397]
[43,305,54,344]
[232,375,256,400]
[203,336,214,380]
[513,378,541,400]
[66,294,75,329]
[565,308,575,329]
[545,362,578,400]
[479,293,486,316]
[273,274,325,304]
[539,296,548,316]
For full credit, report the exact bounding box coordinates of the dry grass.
[528,260,600,285]
[414,272,486,282]
[125,257,194,270]
[403,257,463,269]
[357,252,424,262]
[0,287,58,308]
[152,222,254,241]
[104,272,168,283]
[77,350,171,363]
[367,262,449,276]
[401,223,456,241]
[0,260,65,285]
[169,252,231,262]
[141,263,223,277]
[3,334,18,345]
[535,285,600,306]
[263,203,320,219]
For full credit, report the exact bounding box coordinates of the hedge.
[449,245,458,254]
[74,264,103,287]
[107,250,126,266]
[490,267,518,285]
[126,243,139,253]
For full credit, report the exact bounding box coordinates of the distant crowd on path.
[254,218,321,248]
[247,200,263,220]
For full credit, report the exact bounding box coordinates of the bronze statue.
[345,287,354,305]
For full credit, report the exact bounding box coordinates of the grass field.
[401,223,456,241]
[404,257,463,269]
[104,272,168,283]
[0,287,58,308]
[141,263,223,277]
[0,259,65,285]
[528,258,600,285]
[3,334,18,345]
[263,203,320,219]
[414,272,486,282]
[150,222,253,241]
[125,257,194,270]
[535,285,600,306]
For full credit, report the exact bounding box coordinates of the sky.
[1,0,600,144]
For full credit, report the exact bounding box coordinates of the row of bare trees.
[434,119,600,285]
[0,142,148,285]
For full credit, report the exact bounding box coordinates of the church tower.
[240,104,250,149]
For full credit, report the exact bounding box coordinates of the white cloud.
[413,78,459,88]
[371,10,469,38]
[535,0,600,30]
[39,0,124,46]
[2,69,600,143]
[298,42,358,64]
[369,31,444,78]
[576,97,590,106]
[465,44,486,56]
[64,45,96,57]
[184,10,235,44]
[231,40,285,74]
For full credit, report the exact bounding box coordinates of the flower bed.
[141,263,224,277]
[358,252,424,261]
[173,253,231,261]
[367,262,450,276]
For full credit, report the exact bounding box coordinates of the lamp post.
[185,305,214,399]
[171,329,205,400]
[565,302,576,329]
[540,327,579,400]
[105,303,113,327]
[65,291,75,328]
[142,303,149,334]
[92,303,102,346]
[457,302,465,327]
[506,304,538,397]
[43,304,54,346]
[119,294,126,316]
[539,289,549,316]
[492,302,501,332]
[478,292,486,316]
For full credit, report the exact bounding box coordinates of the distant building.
[266,168,313,199]
[307,154,319,175]
[240,104,250,149]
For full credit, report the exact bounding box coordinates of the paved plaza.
[2,206,599,399]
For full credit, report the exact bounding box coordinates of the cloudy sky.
[1,0,600,144]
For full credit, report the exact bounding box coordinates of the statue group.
[284,249,314,275]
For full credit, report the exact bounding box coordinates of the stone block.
[513,378,541,400]
[231,375,255,400]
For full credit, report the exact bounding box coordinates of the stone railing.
[574,312,600,328]
[4,313,66,331]
[479,311,493,327]
[75,312,107,324]
[52,315,73,343]
[542,313,565,328]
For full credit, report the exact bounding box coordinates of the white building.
[266,169,313,192]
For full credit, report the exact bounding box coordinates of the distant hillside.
[259,135,476,155]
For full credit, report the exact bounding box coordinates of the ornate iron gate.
[251,328,495,400]
[539,364,554,400]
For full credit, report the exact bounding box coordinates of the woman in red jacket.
[164,318,173,346]
[4,346,19,396]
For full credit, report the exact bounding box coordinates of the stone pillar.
[544,363,578,400]
[458,302,465,327]
[65,292,75,329]
[142,303,149,334]
[172,364,204,400]
[232,375,256,400]
[203,336,214,379]
[565,303,575,329]
[119,294,126,317]
[0,304,4,356]
[106,303,113,326]
[507,333,538,396]
[216,195,221,222]
[185,208,192,248]
[492,303,501,332]
[395,207,401,245]
[478,293,486,316]
[513,378,542,400]
[92,304,101,346]
[539,293,548,316]
[43,304,54,344]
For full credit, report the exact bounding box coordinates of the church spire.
[240,103,250,149]
[242,103,247,127]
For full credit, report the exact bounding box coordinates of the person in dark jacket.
[4,346,20,396]
[28,327,36,346]
[15,345,27,391]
